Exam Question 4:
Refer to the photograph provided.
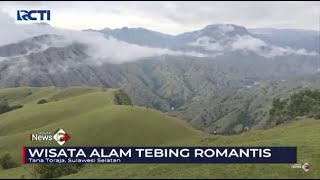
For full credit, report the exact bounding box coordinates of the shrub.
[114,90,132,105]
[11,104,23,110]
[314,113,320,120]
[33,164,84,179]
[0,101,23,114]
[0,153,19,170]
[0,101,11,114]
[37,99,48,104]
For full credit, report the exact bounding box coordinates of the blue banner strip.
[23,146,297,164]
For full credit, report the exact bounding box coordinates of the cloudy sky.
[0,1,319,35]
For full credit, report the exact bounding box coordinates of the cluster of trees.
[269,89,320,124]
[0,152,83,178]
[0,100,23,115]
[114,90,132,105]
[223,111,254,135]
[0,153,19,170]
[33,164,84,179]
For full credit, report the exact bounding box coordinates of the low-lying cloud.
[231,35,318,57]
[188,34,318,58]
[0,10,207,66]
[231,35,267,52]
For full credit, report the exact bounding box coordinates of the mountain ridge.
[0,23,319,133]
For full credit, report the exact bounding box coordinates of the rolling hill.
[169,73,320,134]
[0,87,200,157]
[62,119,320,179]
[0,87,319,179]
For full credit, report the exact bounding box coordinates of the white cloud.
[0,10,206,67]
[231,35,318,57]
[188,34,318,58]
[231,35,267,51]
[219,24,235,33]
[188,36,224,51]
[0,11,65,46]
[268,46,318,57]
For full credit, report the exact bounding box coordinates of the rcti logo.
[17,10,50,21]
[30,129,70,145]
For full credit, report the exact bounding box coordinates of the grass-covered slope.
[61,119,319,179]
[0,87,199,159]
[0,87,319,179]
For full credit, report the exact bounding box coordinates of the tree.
[0,100,11,114]
[287,94,310,116]
[33,164,84,179]
[11,104,23,110]
[37,99,48,104]
[0,153,19,169]
[311,105,320,120]
[269,90,320,124]
[269,98,288,116]
[0,100,23,114]
[114,90,132,105]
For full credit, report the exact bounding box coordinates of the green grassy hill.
[0,87,319,179]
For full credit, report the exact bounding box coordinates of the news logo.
[17,10,50,21]
[291,162,311,172]
[53,129,70,146]
[30,129,70,146]
[302,163,311,172]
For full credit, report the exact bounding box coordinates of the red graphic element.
[64,133,70,142]
[22,146,26,164]
[29,134,32,141]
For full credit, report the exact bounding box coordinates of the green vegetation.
[0,87,319,179]
[33,164,84,179]
[269,89,320,124]
[64,119,319,179]
[0,87,198,167]
[37,99,48,105]
[0,153,19,170]
[0,100,11,114]
[0,100,23,115]
[48,87,99,102]
[113,89,132,105]
[170,77,320,133]
[223,111,254,135]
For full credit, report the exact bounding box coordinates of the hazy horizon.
[0,1,319,35]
